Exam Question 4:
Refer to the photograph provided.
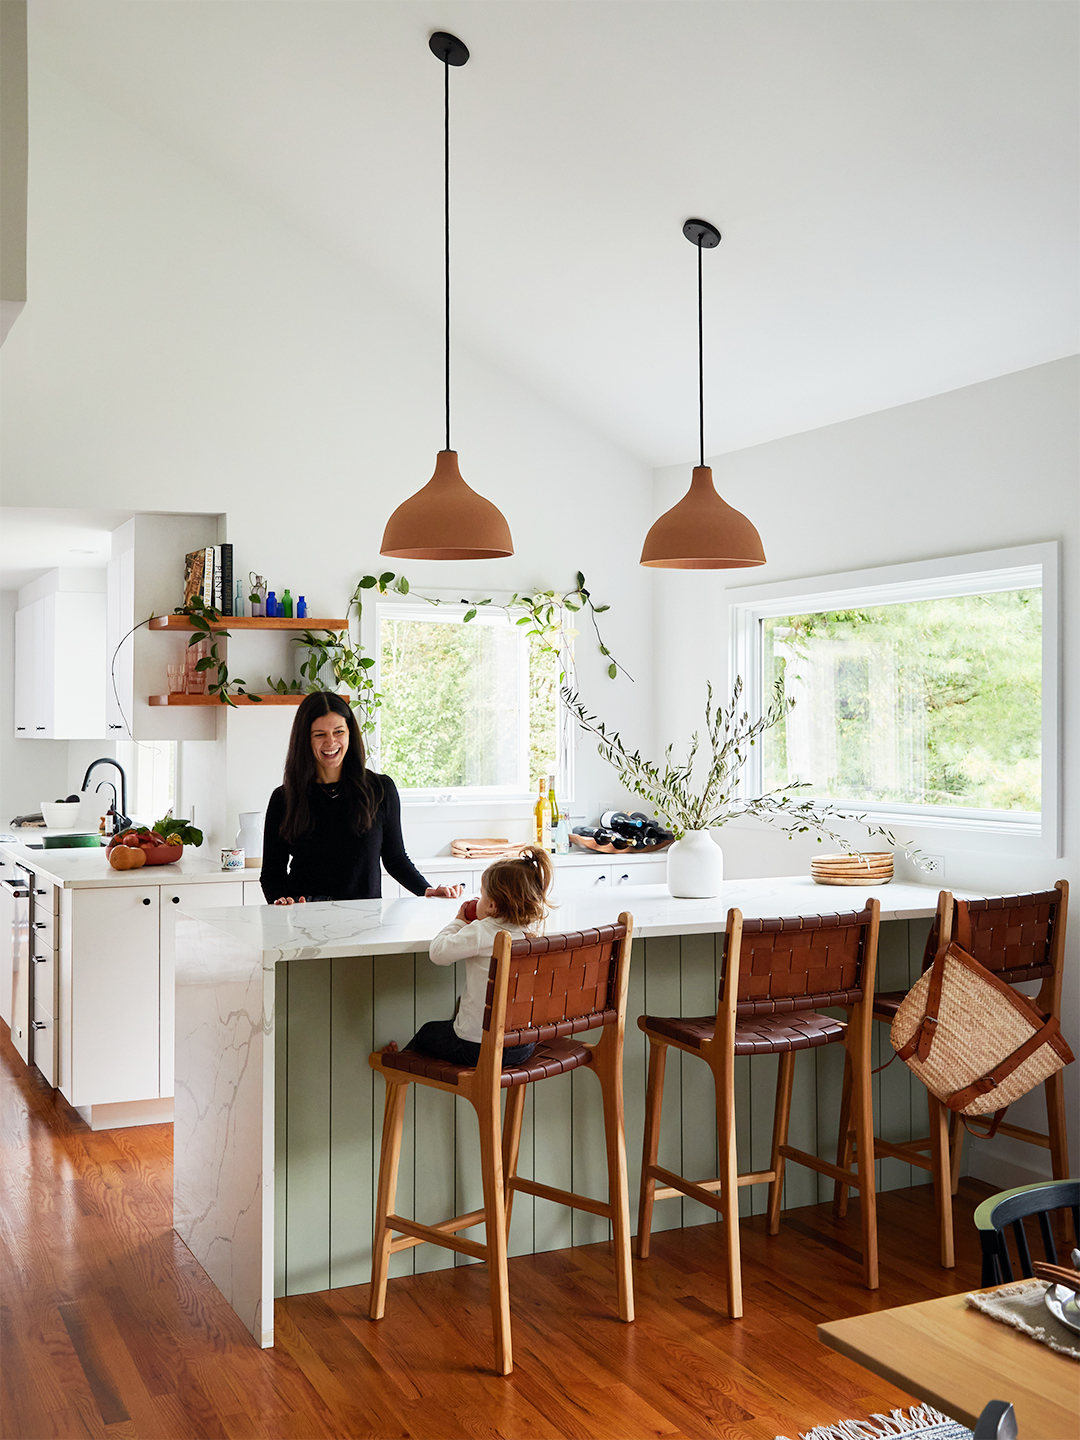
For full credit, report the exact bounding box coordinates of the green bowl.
[43,833,103,849]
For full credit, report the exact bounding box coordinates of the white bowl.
[41,800,81,828]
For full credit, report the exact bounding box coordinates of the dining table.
[817,1286,1078,1436]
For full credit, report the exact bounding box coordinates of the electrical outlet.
[920,853,946,879]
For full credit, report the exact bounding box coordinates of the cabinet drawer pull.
[171,895,180,903]
[33,954,47,964]
[31,1021,46,1031]
[142,897,152,906]
[595,873,608,883]
[35,726,45,731]
[35,888,48,895]
[16,726,25,731]
[32,921,47,929]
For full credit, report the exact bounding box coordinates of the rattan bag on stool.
[891,900,1074,1130]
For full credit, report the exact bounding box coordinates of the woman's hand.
[273,896,306,905]
[425,884,464,899]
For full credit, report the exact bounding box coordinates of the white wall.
[654,356,1080,1186]
[0,62,655,855]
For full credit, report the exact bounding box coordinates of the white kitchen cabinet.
[65,885,161,1107]
[243,881,265,906]
[159,880,244,1094]
[0,855,18,1027]
[13,586,107,740]
[551,860,613,897]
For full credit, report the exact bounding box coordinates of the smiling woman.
[259,691,461,904]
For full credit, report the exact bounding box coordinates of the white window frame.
[727,543,1061,854]
[372,598,574,807]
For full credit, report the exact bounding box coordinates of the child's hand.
[458,897,479,922]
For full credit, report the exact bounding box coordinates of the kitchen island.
[174,877,967,1346]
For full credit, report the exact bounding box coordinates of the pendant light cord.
[697,238,704,468]
[444,57,451,453]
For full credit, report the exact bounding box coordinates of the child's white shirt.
[428,915,531,1043]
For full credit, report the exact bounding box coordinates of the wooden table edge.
[817,1289,1079,1434]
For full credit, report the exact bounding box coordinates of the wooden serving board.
[812,874,893,886]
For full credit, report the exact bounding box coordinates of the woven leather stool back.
[963,891,1061,986]
[729,909,874,1017]
[483,924,627,1049]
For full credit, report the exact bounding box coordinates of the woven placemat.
[776,1403,972,1439]
[966,1277,1080,1358]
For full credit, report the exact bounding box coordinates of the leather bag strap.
[946,1015,1067,1112]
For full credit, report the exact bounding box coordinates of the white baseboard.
[75,1097,174,1131]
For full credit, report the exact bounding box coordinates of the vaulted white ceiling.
[31,0,1078,466]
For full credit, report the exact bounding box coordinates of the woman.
[260,691,461,905]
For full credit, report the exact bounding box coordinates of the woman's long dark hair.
[280,692,382,844]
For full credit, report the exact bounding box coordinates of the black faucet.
[81,758,129,821]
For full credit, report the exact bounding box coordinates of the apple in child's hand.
[462,898,479,922]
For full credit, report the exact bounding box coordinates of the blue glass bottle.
[297,595,307,619]
[265,590,277,618]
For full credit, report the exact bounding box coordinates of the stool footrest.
[387,1214,487,1261]
[779,1144,865,1190]
[511,1176,613,1220]
[873,1137,935,1171]
[648,1164,777,1207]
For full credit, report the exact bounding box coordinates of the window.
[729,545,1060,848]
[376,603,562,800]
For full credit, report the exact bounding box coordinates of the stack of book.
[183,544,234,615]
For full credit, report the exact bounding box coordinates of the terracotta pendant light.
[381,33,513,561]
[640,219,765,570]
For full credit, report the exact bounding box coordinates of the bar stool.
[637,901,881,1319]
[368,915,635,1376]
[835,882,1071,1269]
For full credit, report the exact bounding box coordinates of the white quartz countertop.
[0,839,262,889]
[180,876,974,961]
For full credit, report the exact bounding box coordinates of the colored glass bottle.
[281,589,293,618]
[265,590,277,618]
[233,580,245,618]
[296,595,307,619]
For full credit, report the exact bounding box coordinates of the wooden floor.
[1,1021,997,1440]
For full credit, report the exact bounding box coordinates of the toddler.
[400,845,554,1067]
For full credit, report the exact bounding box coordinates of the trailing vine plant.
[284,570,627,734]
[173,595,262,706]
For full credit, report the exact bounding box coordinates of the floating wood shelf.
[149,693,349,707]
[148,616,347,632]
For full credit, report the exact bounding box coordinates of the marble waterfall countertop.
[176,875,970,957]
[173,872,970,1348]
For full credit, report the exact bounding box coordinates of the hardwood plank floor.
[1,1022,997,1440]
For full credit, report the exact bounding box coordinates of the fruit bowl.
[41,800,81,828]
[107,832,184,866]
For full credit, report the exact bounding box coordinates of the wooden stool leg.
[1045,1069,1070,1180]
[767,1052,796,1237]
[370,1078,409,1320]
[476,1092,513,1376]
[713,1057,742,1319]
[833,1049,854,1219]
[597,1044,634,1322]
[502,1085,527,1234]
[637,1040,667,1260]
[949,1110,965,1196]
[928,1093,955,1269]
[848,1012,879,1290]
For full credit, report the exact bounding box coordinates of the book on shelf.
[202,547,214,608]
[217,543,233,615]
[182,550,205,607]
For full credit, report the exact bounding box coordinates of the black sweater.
[260,774,430,902]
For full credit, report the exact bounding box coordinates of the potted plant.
[564,677,913,897]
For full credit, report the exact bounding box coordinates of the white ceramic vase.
[235,810,264,867]
[666,828,724,898]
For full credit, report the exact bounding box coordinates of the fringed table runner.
[965,1278,1080,1359]
[777,1403,973,1440]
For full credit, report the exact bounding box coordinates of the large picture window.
[376,604,560,799]
[730,544,1060,848]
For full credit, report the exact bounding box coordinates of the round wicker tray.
[811,852,893,886]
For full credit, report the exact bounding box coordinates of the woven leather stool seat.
[642,1011,846,1054]
[871,990,905,1020]
[378,1037,591,1088]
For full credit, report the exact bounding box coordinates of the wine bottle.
[534,778,550,850]
[548,774,559,853]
